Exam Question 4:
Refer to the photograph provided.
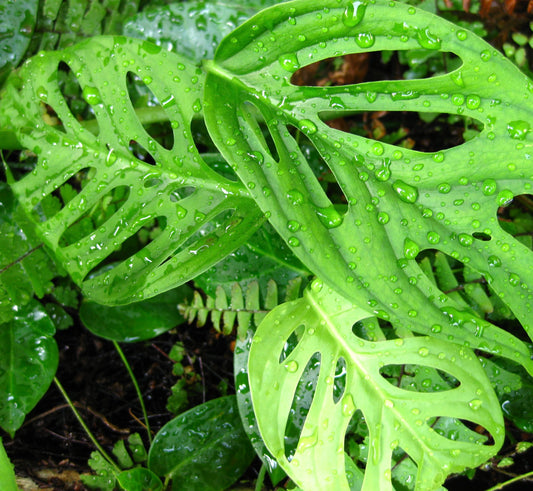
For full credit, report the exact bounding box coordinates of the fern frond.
[180,277,304,337]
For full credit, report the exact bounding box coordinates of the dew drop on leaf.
[284,360,299,372]
[488,255,502,267]
[509,273,520,286]
[315,206,343,228]
[497,189,514,206]
[392,179,418,203]
[418,347,429,357]
[342,1,367,27]
[341,394,356,417]
[355,32,375,48]
[82,86,102,105]
[279,53,300,71]
[287,189,304,205]
[287,220,301,232]
[469,399,483,410]
[507,120,530,140]
[416,28,442,49]
[377,212,389,224]
[427,231,440,244]
[482,178,497,195]
[298,119,317,135]
[458,233,473,247]
[403,238,420,259]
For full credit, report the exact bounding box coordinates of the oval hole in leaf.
[291,51,461,87]
[279,324,305,363]
[333,356,347,403]
[86,215,167,278]
[317,110,483,152]
[379,364,459,393]
[430,416,490,445]
[129,139,156,165]
[58,184,131,247]
[126,71,174,150]
[240,100,280,161]
[31,167,96,222]
[284,352,321,461]
[169,186,197,201]
[56,60,100,135]
[472,232,492,241]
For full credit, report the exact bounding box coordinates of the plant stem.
[54,377,120,472]
[113,341,152,445]
[254,463,267,491]
[486,470,533,491]
[0,437,18,491]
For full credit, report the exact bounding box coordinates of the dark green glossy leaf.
[195,223,310,298]
[123,1,257,62]
[0,0,38,83]
[148,395,254,491]
[80,285,192,342]
[0,299,58,436]
[117,467,163,491]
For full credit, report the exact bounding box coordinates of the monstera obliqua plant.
[1,0,533,489]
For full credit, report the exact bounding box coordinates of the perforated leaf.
[0,36,264,305]
[249,279,504,490]
[204,0,533,369]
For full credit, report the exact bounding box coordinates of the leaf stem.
[485,470,533,491]
[53,377,120,472]
[112,341,152,445]
[254,463,267,491]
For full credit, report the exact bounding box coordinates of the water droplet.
[469,399,482,410]
[509,273,520,286]
[392,180,418,203]
[342,1,367,27]
[427,231,440,244]
[480,49,491,61]
[416,28,441,49]
[285,360,299,372]
[438,182,451,194]
[287,220,301,232]
[82,86,101,105]
[298,119,317,135]
[403,238,420,259]
[371,142,384,156]
[487,255,501,267]
[456,30,468,41]
[355,32,375,48]
[418,347,429,357]
[341,394,356,417]
[316,206,343,228]
[288,237,300,247]
[482,178,497,195]
[377,212,389,224]
[458,233,473,247]
[287,189,304,205]
[466,94,481,110]
[279,53,300,71]
[507,120,530,140]
[497,189,514,207]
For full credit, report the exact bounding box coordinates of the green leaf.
[82,451,118,491]
[0,0,38,83]
[0,36,264,305]
[80,285,192,342]
[148,395,255,491]
[0,183,59,324]
[0,299,58,436]
[117,467,163,491]
[249,279,505,490]
[204,0,533,369]
[0,437,17,491]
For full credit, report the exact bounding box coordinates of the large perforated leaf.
[0,36,264,305]
[204,0,533,369]
[249,279,504,490]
